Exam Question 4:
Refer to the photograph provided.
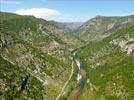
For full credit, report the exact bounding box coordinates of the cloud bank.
[14,8,60,18]
[14,8,85,22]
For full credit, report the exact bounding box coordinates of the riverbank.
[68,59,86,100]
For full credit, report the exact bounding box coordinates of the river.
[68,58,86,100]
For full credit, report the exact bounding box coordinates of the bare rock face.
[107,23,115,30]
[124,45,134,54]
[0,39,15,47]
[110,34,134,55]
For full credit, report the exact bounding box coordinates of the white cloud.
[14,8,60,18]
[13,8,86,22]
[0,0,21,4]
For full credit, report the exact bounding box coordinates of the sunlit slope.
[75,15,134,41]
[77,25,134,100]
[0,12,81,99]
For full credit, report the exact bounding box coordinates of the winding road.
[56,57,74,100]
[56,50,87,100]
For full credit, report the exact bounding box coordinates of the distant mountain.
[0,12,134,100]
[50,21,84,32]
[57,22,84,32]
[75,15,134,41]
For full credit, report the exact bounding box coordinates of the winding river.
[68,53,86,100]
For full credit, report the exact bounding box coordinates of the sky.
[0,0,134,22]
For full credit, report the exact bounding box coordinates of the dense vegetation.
[0,12,81,99]
[0,12,134,100]
[77,25,134,100]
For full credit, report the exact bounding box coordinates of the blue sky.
[0,0,134,22]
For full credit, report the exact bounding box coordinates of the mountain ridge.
[0,12,134,100]
[75,15,134,42]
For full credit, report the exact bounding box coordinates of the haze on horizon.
[0,0,134,22]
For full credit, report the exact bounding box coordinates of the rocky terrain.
[110,34,134,54]
[0,12,82,99]
[77,24,134,100]
[75,15,134,41]
[0,12,134,100]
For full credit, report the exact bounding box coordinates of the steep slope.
[76,15,134,41]
[0,55,46,99]
[77,24,134,100]
[0,12,82,48]
[1,11,134,100]
[0,12,81,99]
